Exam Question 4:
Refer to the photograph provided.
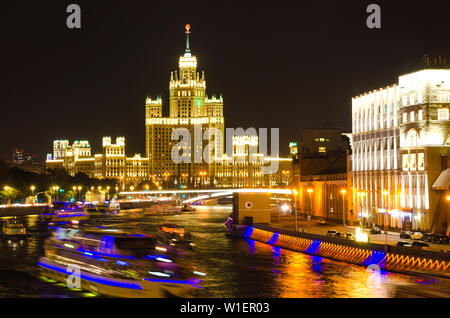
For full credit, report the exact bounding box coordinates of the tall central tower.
[145,25,225,188]
[169,24,207,118]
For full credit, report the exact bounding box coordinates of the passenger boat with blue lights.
[40,202,89,223]
[38,226,204,297]
[1,217,27,239]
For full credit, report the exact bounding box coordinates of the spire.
[185,24,191,56]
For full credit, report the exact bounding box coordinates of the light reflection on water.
[0,207,447,298]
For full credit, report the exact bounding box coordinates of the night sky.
[2,0,450,161]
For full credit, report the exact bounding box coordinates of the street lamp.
[340,189,347,227]
[130,186,135,191]
[30,185,36,204]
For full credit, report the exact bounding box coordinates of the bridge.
[118,188,293,204]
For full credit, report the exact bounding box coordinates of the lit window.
[402,154,409,171]
[410,154,416,171]
[438,108,449,120]
[318,147,326,153]
[418,110,423,120]
[418,153,425,170]
[410,111,415,122]
[403,113,407,123]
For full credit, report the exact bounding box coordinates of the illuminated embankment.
[239,224,450,277]
[0,204,46,217]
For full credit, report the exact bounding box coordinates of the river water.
[0,205,447,298]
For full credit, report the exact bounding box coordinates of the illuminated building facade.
[145,25,224,188]
[352,66,450,233]
[215,136,293,188]
[46,137,149,183]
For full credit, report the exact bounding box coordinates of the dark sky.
[2,0,450,161]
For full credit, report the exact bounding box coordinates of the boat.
[1,217,27,238]
[40,202,89,223]
[96,201,120,212]
[142,200,182,215]
[156,223,195,251]
[181,203,196,212]
[38,226,204,297]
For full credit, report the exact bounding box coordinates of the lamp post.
[78,186,82,201]
[30,185,36,205]
[340,189,347,227]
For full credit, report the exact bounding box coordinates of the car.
[336,232,347,239]
[326,230,337,237]
[396,241,412,247]
[411,241,429,249]
[432,234,450,244]
[410,232,424,240]
[400,231,413,239]
[421,233,435,242]
[346,233,355,240]
[318,219,327,225]
[370,227,382,234]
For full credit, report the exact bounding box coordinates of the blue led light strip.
[37,261,142,290]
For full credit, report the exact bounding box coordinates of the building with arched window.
[352,67,450,234]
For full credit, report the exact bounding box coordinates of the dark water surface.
[0,206,447,298]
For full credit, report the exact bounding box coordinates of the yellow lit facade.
[145,25,224,187]
[352,67,450,233]
[215,135,293,188]
[46,137,149,183]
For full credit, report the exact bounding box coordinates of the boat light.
[193,271,206,276]
[155,246,167,252]
[116,260,128,266]
[64,243,75,249]
[156,257,172,263]
[148,271,171,277]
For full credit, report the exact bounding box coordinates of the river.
[0,205,446,298]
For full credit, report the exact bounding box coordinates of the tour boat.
[1,218,27,238]
[142,200,182,215]
[156,223,195,250]
[40,202,89,223]
[38,226,204,297]
[95,201,120,212]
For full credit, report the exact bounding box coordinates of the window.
[402,154,409,171]
[318,147,326,153]
[418,153,425,170]
[410,154,416,171]
[418,110,423,120]
[410,111,415,122]
[438,108,449,120]
[403,113,407,123]
[406,129,419,147]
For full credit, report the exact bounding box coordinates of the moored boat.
[1,217,27,239]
